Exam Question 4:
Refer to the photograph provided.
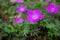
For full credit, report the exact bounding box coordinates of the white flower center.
[51,7,55,12]
[20,8,24,11]
[32,15,38,19]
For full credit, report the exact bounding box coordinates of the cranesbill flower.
[13,18,24,25]
[16,0,24,3]
[17,5,27,13]
[46,3,59,14]
[27,10,41,15]
[27,10,44,23]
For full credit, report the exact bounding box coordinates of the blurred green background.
[0,0,60,40]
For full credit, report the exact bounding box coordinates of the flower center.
[20,8,24,11]
[51,7,55,12]
[32,15,38,19]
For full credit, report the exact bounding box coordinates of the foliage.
[0,0,60,40]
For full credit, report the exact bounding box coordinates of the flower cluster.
[13,3,60,25]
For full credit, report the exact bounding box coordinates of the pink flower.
[46,3,59,14]
[13,18,24,25]
[17,5,27,13]
[27,10,44,23]
[16,0,24,3]
[27,10,41,15]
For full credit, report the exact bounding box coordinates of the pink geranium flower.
[16,0,24,3]
[17,5,27,13]
[13,18,24,25]
[46,3,59,14]
[27,10,44,23]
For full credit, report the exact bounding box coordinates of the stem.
[9,34,11,40]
